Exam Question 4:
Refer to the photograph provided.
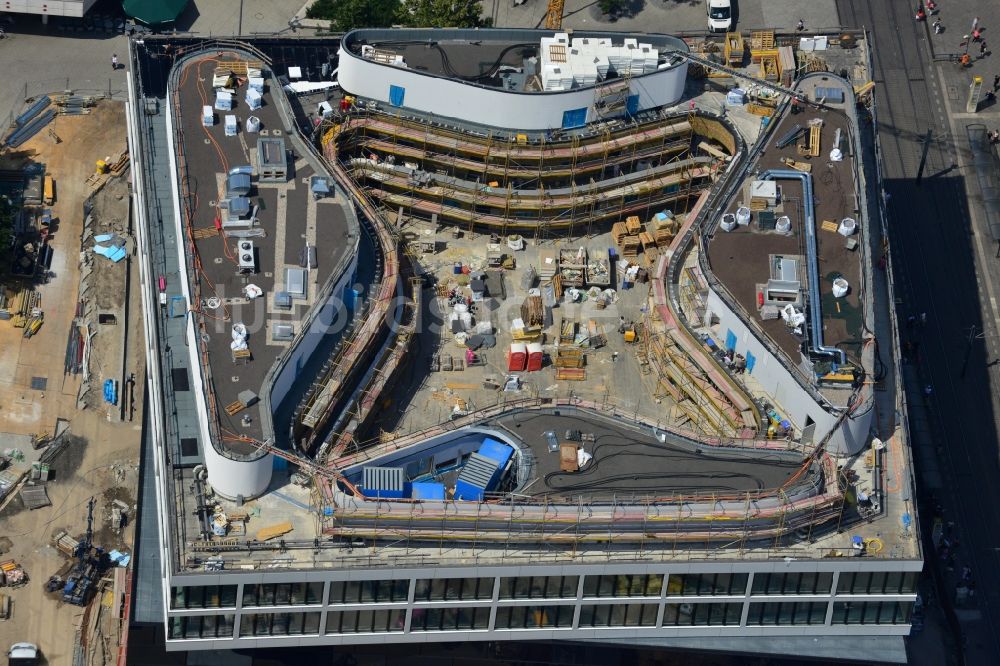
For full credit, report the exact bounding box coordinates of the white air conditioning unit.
[238,241,256,274]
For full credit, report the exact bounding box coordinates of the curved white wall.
[202,438,273,500]
[705,290,872,456]
[337,45,687,130]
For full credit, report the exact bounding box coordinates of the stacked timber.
[520,295,544,327]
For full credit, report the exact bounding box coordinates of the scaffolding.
[321,109,729,236]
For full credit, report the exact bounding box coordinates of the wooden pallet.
[654,228,674,247]
[611,221,629,246]
[232,348,252,363]
[821,220,840,233]
[555,367,586,381]
[215,60,264,76]
[225,401,245,416]
[749,197,768,211]
[780,156,813,173]
[620,236,641,257]
[192,227,218,240]
[639,231,657,251]
[625,215,643,235]
[750,30,775,51]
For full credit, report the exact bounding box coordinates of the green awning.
[122,0,190,27]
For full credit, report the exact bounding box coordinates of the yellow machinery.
[545,0,564,30]
[623,323,637,343]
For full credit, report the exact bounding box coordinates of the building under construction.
[127,28,922,662]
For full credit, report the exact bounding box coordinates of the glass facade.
[242,582,324,606]
[410,606,492,631]
[495,605,574,629]
[666,573,748,596]
[836,571,919,595]
[164,569,920,642]
[413,577,493,601]
[831,601,913,625]
[326,609,407,633]
[663,603,743,626]
[578,604,658,627]
[239,612,321,636]
[170,585,238,609]
[329,580,409,604]
[751,572,834,596]
[582,574,663,598]
[168,614,235,639]
[499,576,579,599]
[747,601,828,625]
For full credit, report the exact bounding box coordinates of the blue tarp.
[94,244,127,263]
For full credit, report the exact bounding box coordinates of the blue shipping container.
[410,482,446,500]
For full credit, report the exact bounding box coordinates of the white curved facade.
[202,438,273,500]
[338,29,689,130]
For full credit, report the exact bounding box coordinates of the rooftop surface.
[132,34,920,574]
[173,55,350,450]
[707,100,864,367]
[491,411,804,498]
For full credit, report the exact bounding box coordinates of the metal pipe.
[759,169,846,365]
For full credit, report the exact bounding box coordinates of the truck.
[7,644,39,666]
[706,0,733,32]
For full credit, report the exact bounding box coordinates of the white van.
[707,0,733,32]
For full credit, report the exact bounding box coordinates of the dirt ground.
[0,101,145,666]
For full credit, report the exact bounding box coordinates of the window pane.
[275,584,291,605]
[413,579,431,602]
[261,584,275,605]
[219,585,237,607]
[598,576,615,597]
[777,602,794,625]
[852,572,871,594]
[726,603,743,625]
[340,610,358,633]
[878,601,896,624]
[862,602,880,625]
[545,577,562,598]
[663,604,679,626]
[766,573,783,594]
[869,572,887,595]
[895,602,913,624]
[816,572,833,594]
[445,579,462,600]
[562,576,580,598]
[373,609,390,632]
[495,607,511,629]
[377,580,394,602]
[884,571,903,595]
[782,573,801,595]
[360,581,376,602]
[682,575,700,596]
[901,572,918,594]
[836,573,853,594]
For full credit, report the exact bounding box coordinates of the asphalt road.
[837,1,1000,664]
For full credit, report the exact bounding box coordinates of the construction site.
[126,24,920,658]
[0,94,143,665]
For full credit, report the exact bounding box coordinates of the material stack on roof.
[520,295,544,327]
[620,234,641,257]
[612,222,629,246]
[538,249,558,280]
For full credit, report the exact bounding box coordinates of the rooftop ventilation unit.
[238,240,256,274]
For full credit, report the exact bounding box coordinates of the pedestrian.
[796,19,805,31]
[920,312,927,326]
[994,74,999,90]
[981,41,989,56]
[973,28,983,43]
[111,53,118,70]
[924,384,933,397]
[934,18,944,34]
